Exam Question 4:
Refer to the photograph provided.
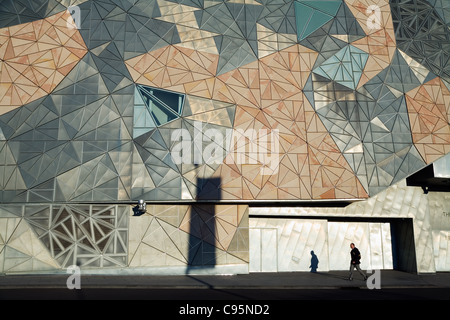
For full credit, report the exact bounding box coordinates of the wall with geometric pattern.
[1,182,447,274]
[0,0,449,274]
[249,218,394,272]
[0,204,128,273]
[251,180,450,273]
[0,203,249,274]
[0,0,448,203]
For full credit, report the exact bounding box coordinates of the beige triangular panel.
[215,247,249,265]
[226,227,249,262]
[2,246,31,272]
[128,214,153,262]
[129,242,186,267]
[7,219,59,269]
[0,218,21,245]
[142,218,187,263]
[151,204,190,228]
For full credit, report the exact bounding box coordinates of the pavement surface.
[2,271,447,320]
[0,270,449,300]
[1,270,449,289]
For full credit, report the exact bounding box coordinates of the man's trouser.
[349,263,366,279]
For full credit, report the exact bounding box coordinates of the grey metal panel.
[381,222,393,269]
[328,222,371,271]
[260,228,277,272]
[432,230,450,272]
[0,0,68,28]
[289,220,329,272]
[249,228,262,272]
[429,192,450,231]
[249,219,329,272]
[390,0,450,82]
[429,191,450,271]
[433,153,450,178]
[369,223,384,270]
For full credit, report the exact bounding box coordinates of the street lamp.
[133,199,147,216]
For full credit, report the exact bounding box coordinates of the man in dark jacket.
[349,243,367,281]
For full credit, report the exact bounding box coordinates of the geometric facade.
[0,0,449,274]
[1,0,448,203]
[0,203,248,273]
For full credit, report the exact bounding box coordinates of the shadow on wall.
[309,250,319,273]
[390,218,417,273]
[186,177,221,274]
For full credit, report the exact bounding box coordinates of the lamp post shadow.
[186,177,221,274]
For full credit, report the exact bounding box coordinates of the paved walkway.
[1,270,449,290]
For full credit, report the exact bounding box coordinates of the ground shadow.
[185,275,251,299]
[314,272,350,281]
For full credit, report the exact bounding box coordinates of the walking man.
[349,243,367,281]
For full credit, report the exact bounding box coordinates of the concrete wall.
[249,219,329,272]
[250,182,450,273]
[249,219,393,272]
[429,192,450,271]
[0,204,249,275]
